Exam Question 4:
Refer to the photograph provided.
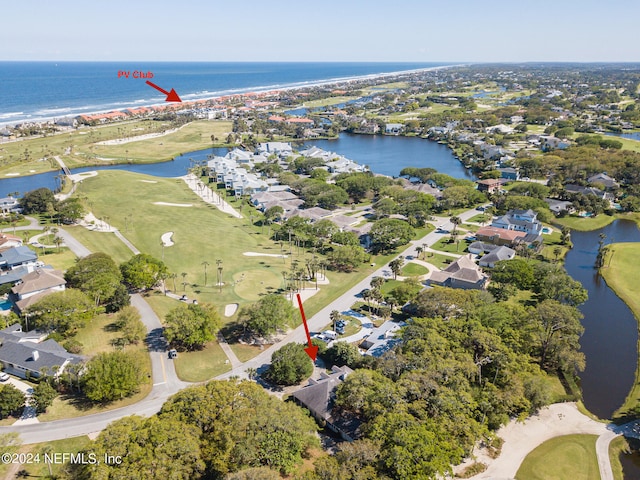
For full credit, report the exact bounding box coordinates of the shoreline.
[0,63,462,128]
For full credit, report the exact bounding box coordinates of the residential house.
[291,365,358,441]
[0,234,22,252]
[565,184,613,201]
[540,135,570,151]
[10,268,66,313]
[587,173,619,190]
[427,254,489,290]
[360,320,406,357]
[467,241,499,255]
[476,179,503,194]
[0,197,22,214]
[476,226,527,246]
[0,246,39,271]
[497,167,520,181]
[385,123,404,134]
[257,142,293,157]
[491,209,543,235]
[0,324,81,379]
[479,246,516,268]
[325,156,367,174]
[545,198,574,215]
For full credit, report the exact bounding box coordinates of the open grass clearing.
[73,312,122,355]
[62,225,136,264]
[88,120,232,162]
[430,237,470,254]
[400,262,429,277]
[423,252,459,270]
[301,96,359,108]
[37,248,77,271]
[515,434,600,480]
[172,340,231,382]
[554,214,616,231]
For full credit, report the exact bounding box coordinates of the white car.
[0,372,9,382]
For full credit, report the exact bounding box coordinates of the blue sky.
[3,0,638,62]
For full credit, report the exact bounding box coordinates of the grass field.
[554,214,616,231]
[301,96,359,108]
[172,340,231,381]
[61,226,136,264]
[609,436,628,480]
[430,237,470,254]
[600,243,640,420]
[422,252,459,270]
[0,119,232,176]
[515,434,600,480]
[400,262,429,277]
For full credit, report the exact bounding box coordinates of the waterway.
[563,220,640,419]
[0,133,472,196]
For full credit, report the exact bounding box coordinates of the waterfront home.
[476,226,527,246]
[0,196,21,214]
[0,324,81,380]
[545,198,575,215]
[223,169,268,197]
[385,123,404,134]
[491,209,542,235]
[564,184,613,201]
[497,167,520,181]
[478,246,516,268]
[291,365,357,441]
[476,179,503,194]
[325,156,367,174]
[426,254,488,290]
[257,142,293,157]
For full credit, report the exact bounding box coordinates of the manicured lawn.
[38,248,78,271]
[62,225,136,264]
[143,291,183,321]
[516,434,600,480]
[401,262,429,277]
[601,243,640,420]
[73,312,121,355]
[609,436,628,480]
[430,237,470,254]
[554,214,616,231]
[301,96,358,108]
[172,341,231,382]
[89,120,233,162]
[422,252,459,270]
[467,213,491,224]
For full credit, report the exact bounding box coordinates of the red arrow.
[296,293,318,362]
[145,80,182,102]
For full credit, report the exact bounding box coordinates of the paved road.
[0,294,187,443]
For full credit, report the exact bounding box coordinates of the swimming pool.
[0,299,13,311]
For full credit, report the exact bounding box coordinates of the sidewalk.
[182,174,243,219]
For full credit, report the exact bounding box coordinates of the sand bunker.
[153,202,192,207]
[225,303,239,317]
[161,232,174,247]
[139,180,158,183]
[243,252,288,258]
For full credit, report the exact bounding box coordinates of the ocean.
[0,61,450,126]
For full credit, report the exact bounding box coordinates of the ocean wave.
[34,107,72,115]
[0,112,24,119]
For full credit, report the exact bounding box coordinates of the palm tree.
[246,367,257,381]
[330,310,341,331]
[54,236,63,253]
[201,261,210,286]
[181,272,188,292]
[416,246,424,259]
[553,246,562,262]
[370,276,384,291]
[169,273,177,292]
[389,256,404,280]
[450,216,462,236]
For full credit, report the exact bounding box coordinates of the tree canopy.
[82,351,144,402]
[120,254,169,291]
[25,289,97,336]
[164,302,221,350]
[238,294,296,339]
[266,343,314,386]
[65,252,123,307]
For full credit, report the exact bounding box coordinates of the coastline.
[0,63,462,128]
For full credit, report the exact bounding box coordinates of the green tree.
[267,343,313,386]
[82,351,144,402]
[239,294,296,339]
[326,244,367,272]
[0,385,25,419]
[330,310,341,331]
[388,278,422,305]
[120,254,169,291]
[79,415,205,480]
[164,303,221,350]
[65,252,123,306]
[57,197,85,223]
[324,341,360,368]
[225,467,281,480]
[389,256,405,280]
[532,300,585,373]
[26,289,96,336]
[369,218,414,253]
[19,187,56,214]
[160,380,319,476]
[31,382,57,414]
[115,305,147,346]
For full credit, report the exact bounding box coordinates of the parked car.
[0,372,9,382]
[336,326,345,335]
[168,349,178,359]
